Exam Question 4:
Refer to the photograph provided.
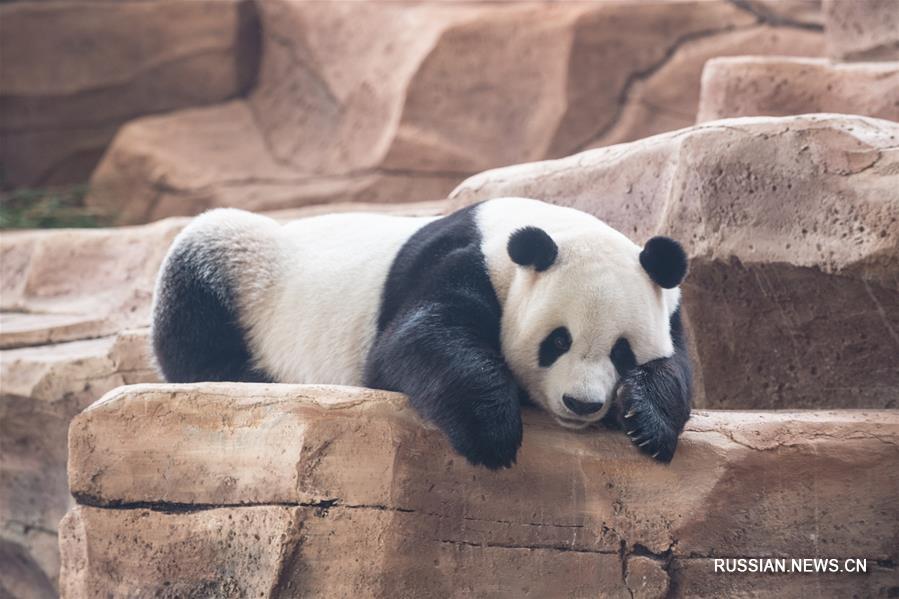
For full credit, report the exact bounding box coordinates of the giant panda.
[152,198,692,468]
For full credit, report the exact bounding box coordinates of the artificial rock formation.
[697,57,899,123]
[85,0,824,224]
[0,218,187,349]
[0,199,445,597]
[824,0,899,61]
[60,384,899,598]
[0,330,157,596]
[451,114,899,410]
[0,0,259,187]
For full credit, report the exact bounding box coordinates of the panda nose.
[563,395,604,416]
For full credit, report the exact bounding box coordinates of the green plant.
[0,184,110,229]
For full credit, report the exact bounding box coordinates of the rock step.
[0,330,157,594]
[61,383,899,598]
[698,57,899,123]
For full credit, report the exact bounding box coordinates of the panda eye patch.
[539,327,571,367]
[610,337,637,376]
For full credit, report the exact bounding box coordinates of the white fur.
[186,209,434,385]
[477,197,680,428]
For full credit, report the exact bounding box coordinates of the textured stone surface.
[61,384,899,597]
[824,0,899,61]
[451,114,899,409]
[698,57,899,122]
[0,218,186,349]
[0,330,156,593]
[0,0,259,187]
[85,0,823,224]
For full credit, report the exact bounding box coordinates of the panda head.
[502,225,687,428]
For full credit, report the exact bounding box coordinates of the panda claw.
[624,409,636,419]
[652,450,661,459]
[638,439,651,448]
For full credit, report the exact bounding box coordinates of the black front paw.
[617,372,680,463]
[448,401,523,470]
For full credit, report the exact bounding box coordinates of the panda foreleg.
[616,308,693,463]
[365,304,523,469]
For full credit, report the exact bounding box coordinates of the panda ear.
[640,236,687,289]
[507,226,558,272]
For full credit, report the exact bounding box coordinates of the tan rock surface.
[0,0,259,187]
[824,0,899,61]
[0,218,187,349]
[580,26,823,151]
[697,57,899,122]
[85,0,824,224]
[61,384,899,597]
[0,330,157,592]
[451,114,899,409]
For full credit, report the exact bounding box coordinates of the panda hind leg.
[151,237,271,384]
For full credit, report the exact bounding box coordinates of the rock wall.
[0,0,260,187]
[824,0,899,60]
[451,114,899,410]
[697,57,899,123]
[0,331,156,596]
[60,384,899,598]
[83,0,824,223]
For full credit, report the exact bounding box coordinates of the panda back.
[241,211,435,385]
[152,208,434,385]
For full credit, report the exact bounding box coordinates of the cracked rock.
[451,114,899,410]
[60,384,899,597]
[625,555,669,599]
[84,0,823,224]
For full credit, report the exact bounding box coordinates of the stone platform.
[60,384,899,598]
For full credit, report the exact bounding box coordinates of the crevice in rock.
[620,539,633,599]
[570,15,823,153]
[6,520,57,538]
[726,0,824,31]
[434,538,619,556]
[69,493,419,516]
[570,22,758,153]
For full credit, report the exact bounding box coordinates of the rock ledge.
[61,383,899,598]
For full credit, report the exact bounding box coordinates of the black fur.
[507,226,558,271]
[640,236,688,289]
[606,308,692,463]
[365,204,523,469]
[609,337,637,376]
[538,326,571,367]
[152,241,271,384]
